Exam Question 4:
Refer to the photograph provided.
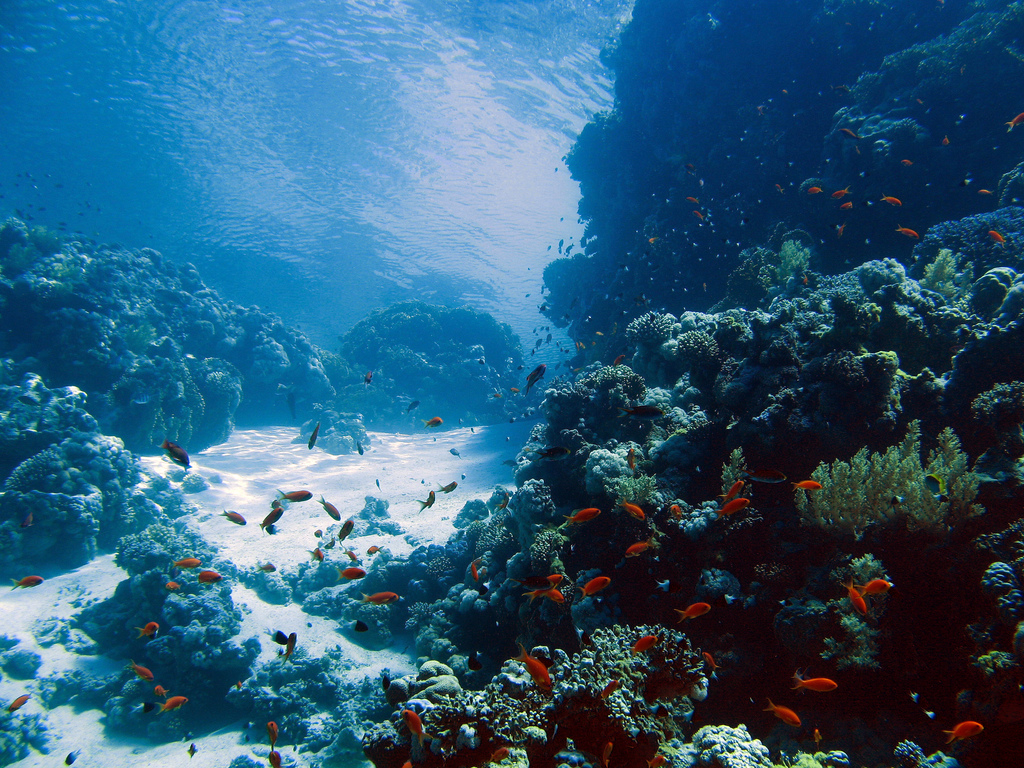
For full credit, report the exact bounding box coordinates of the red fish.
[764,698,801,727]
[135,621,160,638]
[692,209,704,221]
[720,480,744,501]
[631,634,659,655]
[338,567,366,580]
[943,720,983,742]
[154,685,168,698]
[515,643,551,690]
[220,510,246,525]
[602,741,613,768]
[174,558,201,568]
[423,416,443,427]
[845,580,868,615]
[895,226,919,239]
[524,364,547,395]
[601,680,620,698]
[625,538,657,558]
[901,158,914,166]
[261,507,284,531]
[807,186,822,195]
[564,507,601,524]
[362,592,400,604]
[840,201,853,209]
[161,439,190,468]
[267,721,279,748]
[278,489,313,502]
[989,230,1006,244]
[159,695,188,713]
[839,128,861,140]
[857,578,892,595]
[880,195,902,206]
[319,496,341,521]
[675,602,711,622]
[165,581,180,591]
[620,501,645,521]
[7,694,29,712]
[258,563,276,572]
[792,480,822,490]
[668,504,683,519]
[716,497,750,518]
[524,587,564,603]
[130,660,154,681]
[579,576,611,596]
[269,751,282,768]
[489,747,510,763]
[198,570,222,583]
[309,548,324,562]
[792,671,838,692]
[367,546,381,555]
[612,354,626,366]
[283,632,297,661]
[10,575,43,589]
[831,186,851,198]
[1006,112,1024,132]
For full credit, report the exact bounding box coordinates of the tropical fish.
[130,660,154,681]
[188,743,197,758]
[564,507,601,524]
[356,441,364,455]
[267,721,279,748]
[602,741,614,768]
[601,680,620,698]
[269,751,282,768]
[141,702,156,713]
[716,498,750,518]
[989,230,1006,244]
[742,468,787,483]
[839,128,860,139]
[20,510,32,528]
[617,405,665,419]
[450,448,461,458]
[632,635,658,655]
[489,747,510,763]
[807,186,822,195]
[845,580,868,615]
[612,354,626,365]
[220,510,246,525]
[857,578,892,595]
[7,694,29,712]
[720,480,744,501]
[153,685,168,698]
[362,592,400,604]
[375,479,381,490]
[407,400,420,412]
[531,446,571,460]
[524,364,546,395]
[174,558,201,568]
[338,519,355,540]
[308,421,320,450]
[764,699,801,727]
[831,185,851,198]
[439,481,458,493]
[11,575,43,589]
[625,538,657,558]
[284,632,297,660]
[353,620,369,632]
[880,195,902,206]
[161,439,190,468]
[165,581,181,591]
[620,500,645,520]
[896,226,919,239]
[813,729,822,748]
[417,491,436,511]
[514,643,551,690]
[338,567,366,580]
[648,756,667,768]
[692,209,704,221]
[65,751,80,765]
[423,416,443,428]
[524,587,564,603]
[792,671,838,691]
[840,201,853,209]
[792,480,822,490]
[402,708,429,745]
[675,602,712,622]
[364,371,373,385]
[135,622,160,638]
[260,507,284,531]
[470,558,482,581]
[277,489,313,502]
[271,630,289,645]
[924,473,947,499]
[159,696,188,713]
[943,721,983,742]
[258,563,276,572]
[198,570,222,583]
[901,158,914,166]
[579,576,611,596]
[367,546,381,555]
[309,548,324,562]
[1006,112,1024,132]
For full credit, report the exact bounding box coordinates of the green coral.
[721,447,747,497]
[615,474,660,505]
[921,248,973,302]
[821,612,881,670]
[776,238,811,284]
[795,421,982,537]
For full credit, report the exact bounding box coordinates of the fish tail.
[417,500,428,511]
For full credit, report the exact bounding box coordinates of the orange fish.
[471,558,482,581]
[764,698,801,727]
[278,489,312,502]
[338,567,366,580]
[319,496,341,521]
[220,510,246,525]
[417,491,436,511]
[837,223,846,239]
[944,720,984,742]
[1006,112,1024,132]
[845,579,868,615]
[896,226,919,239]
[989,230,1006,244]
[702,651,718,674]
[10,575,43,589]
[579,576,611,596]
[267,721,279,748]
[174,558,201,568]
[648,236,659,244]
[515,643,552,690]
[686,196,699,204]
[620,501,645,520]
[198,570,222,583]
[942,135,950,145]
[831,186,851,198]
[524,587,564,603]
[901,159,914,166]
[675,602,712,622]
[367,546,381,555]
[309,548,324,562]
[260,507,284,531]
[792,671,838,692]
[627,447,636,470]
[130,660,154,681]
[154,685,168,698]
[362,591,400,604]
[625,538,657,558]
[716,497,750,518]
[564,507,601,524]
[269,751,282,768]
[7,694,29,712]
[601,680,620,698]
[978,189,993,195]
[158,695,188,713]
[839,128,861,140]
[775,183,785,194]
[135,621,160,638]
[880,195,902,206]
[165,581,181,591]
[669,504,683,519]
[612,354,626,366]
[692,210,704,221]
[259,563,276,572]
[631,634,659,655]
[839,201,853,209]
[546,574,564,587]
[423,416,443,428]
[813,728,822,748]
[602,741,613,768]
[856,578,892,595]
[720,480,744,501]
[648,757,667,768]
[343,549,358,561]
[792,480,822,490]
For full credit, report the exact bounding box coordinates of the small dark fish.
[188,743,198,758]
[314,529,322,538]
[375,479,381,490]
[468,652,482,671]
[450,448,461,458]
[617,405,665,419]
[478,584,488,595]
[318,496,341,521]
[364,371,373,385]
[272,630,289,645]
[259,562,276,572]
[161,439,190,468]
[381,674,390,692]
[142,702,156,713]
[742,469,788,484]
[356,441,364,455]
[353,620,369,632]
[65,751,80,765]
[533,446,571,460]
[338,519,355,541]
[407,400,420,412]
[524,363,546,394]
[308,421,320,450]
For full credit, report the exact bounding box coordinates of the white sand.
[2,422,531,768]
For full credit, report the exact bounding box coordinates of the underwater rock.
[689,723,772,768]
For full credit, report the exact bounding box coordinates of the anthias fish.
[161,439,190,467]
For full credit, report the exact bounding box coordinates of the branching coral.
[795,421,981,537]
